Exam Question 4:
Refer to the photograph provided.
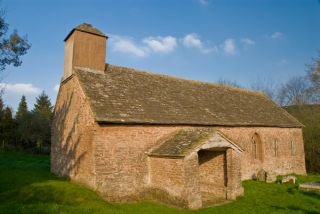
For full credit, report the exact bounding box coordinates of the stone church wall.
[218,127,306,180]
[51,77,306,207]
[51,76,97,188]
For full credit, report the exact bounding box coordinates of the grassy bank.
[0,151,319,214]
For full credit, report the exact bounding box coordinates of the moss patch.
[150,128,215,157]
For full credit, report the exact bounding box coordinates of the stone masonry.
[51,23,307,209]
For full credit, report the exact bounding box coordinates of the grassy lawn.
[0,151,320,214]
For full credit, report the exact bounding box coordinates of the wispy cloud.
[143,36,177,53]
[240,38,255,50]
[268,32,283,40]
[109,33,255,57]
[222,38,236,55]
[54,84,60,92]
[198,0,209,5]
[0,83,41,95]
[110,35,177,57]
[182,33,216,54]
[110,35,148,58]
[241,38,255,46]
[277,59,288,66]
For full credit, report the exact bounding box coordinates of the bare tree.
[250,78,278,102]
[217,78,241,88]
[306,54,320,103]
[277,76,312,106]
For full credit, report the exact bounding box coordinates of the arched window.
[252,141,257,159]
[252,133,263,161]
[274,139,279,157]
[291,140,296,156]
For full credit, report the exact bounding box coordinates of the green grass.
[0,151,320,214]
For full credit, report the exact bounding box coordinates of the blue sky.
[1,0,320,111]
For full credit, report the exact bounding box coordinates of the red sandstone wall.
[149,157,185,197]
[218,127,306,180]
[92,125,305,199]
[51,77,306,206]
[198,150,227,202]
[51,76,97,187]
[183,152,202,209]
[91,125,305,204]
[93,125,182,200]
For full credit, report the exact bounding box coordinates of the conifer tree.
[0,106,14,149]
[0,96,4,120]
[32,91,53,120]
[30,91,53,153]
[16,95,28,120]
[0,97,5,149]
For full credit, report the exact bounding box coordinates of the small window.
[274,140,279,157]
[252,140,257,159]
[291,140,296,156]
[252,133,263,161]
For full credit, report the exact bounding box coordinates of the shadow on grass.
[271,205,320,214]
[287,185,299,194]
[301,191,320,200]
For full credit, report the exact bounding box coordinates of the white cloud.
[222,38,236,55]
[240,38,255,46]
[110,33,231,57]
[0,83,41,95]
[182,33,202,48]
[110,35,177,57]
[54,84,60,92]
[110,36,148,58]
[143,36,177,53]
[182,33,216,54]
[269,32,283,39]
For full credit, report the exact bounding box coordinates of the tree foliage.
[30,92,53,152]
[9,93,53,153]
[307,54,320,90]
[16,95,27,120]
[32,91,53,120]
[285,105,320,173]
[0,10,31,75]
[0,99,15,149]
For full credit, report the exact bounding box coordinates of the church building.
[51,23,306,209]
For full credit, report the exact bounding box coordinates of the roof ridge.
[105,63,265,97]
[64,23,107,41]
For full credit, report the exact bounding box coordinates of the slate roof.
[149,128,215,158]
[74,64,303,127]
[64,23,107,41]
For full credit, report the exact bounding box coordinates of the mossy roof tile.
[74,64,303,127]
[149,128,216,157]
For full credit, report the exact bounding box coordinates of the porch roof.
[148,128,242,158]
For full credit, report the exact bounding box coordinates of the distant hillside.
[283,105,320,173]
